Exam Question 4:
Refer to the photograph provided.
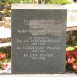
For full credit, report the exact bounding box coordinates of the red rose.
[68,55,73,58]
[75,52,77,57]
[73,63,77,70]
[5,64,8,68]
[67,57,75,64]
[66,51,70,57]
[72,51,76,55]
[1,53,6,59]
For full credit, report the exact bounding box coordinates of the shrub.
[46,0,73,5]
[11,0,32,3]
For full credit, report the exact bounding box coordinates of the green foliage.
[11,0,32,3]
[46,0,73,5]
[2,0,11,5]
[23,0,32,3]
[2,0,32,4]
[11,0,22,3]
[2,0,72,4]
[74,41,77,45]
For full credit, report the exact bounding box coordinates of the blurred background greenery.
[1,0,73,4]
[0,0,73,17]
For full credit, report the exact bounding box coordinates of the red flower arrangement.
[0,53,8,70]
[66,47,77,73]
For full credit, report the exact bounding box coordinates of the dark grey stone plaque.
[11,4,67,74]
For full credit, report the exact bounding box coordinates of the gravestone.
[11,4,67,74]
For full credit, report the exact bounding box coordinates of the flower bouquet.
[66,46,77,73]
[0,53,8,70]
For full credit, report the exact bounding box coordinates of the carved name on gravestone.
[11,4,67,74]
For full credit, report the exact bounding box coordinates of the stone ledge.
[63,4,77,11]
[0,43,11,47]
[67,12,77,27]
[0,27,11,38]
[67,27,77,31]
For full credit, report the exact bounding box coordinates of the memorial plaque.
[11,4,67,74]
